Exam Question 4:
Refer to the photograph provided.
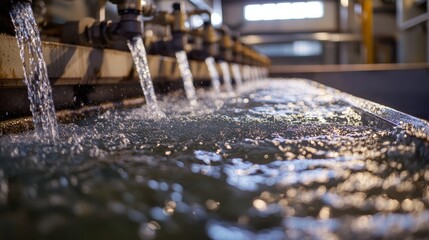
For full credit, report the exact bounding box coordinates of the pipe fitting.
[110,0,142,14]
[109,0,155,16]
[171,2,187,33]
[115,13,143,38]
[108,0,156,39]
[60,0,157,48]
[141,1,156,17]
[232,35,243,64]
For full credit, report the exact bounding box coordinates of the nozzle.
[106,0,148,38]
[110,0,142,13]
[169,2,188,52]
[172,2,182,11]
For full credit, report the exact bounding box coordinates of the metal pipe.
[171,2,187,33]
[61,0,156,47]
[145,2,190,55]
[361,0,374,64]
[97,0,107,21]
[232,35,243,63]
[110,0,142,13]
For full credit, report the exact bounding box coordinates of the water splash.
[127,36,160,112]
[1,79,429,239]
[9,1,58,140]
[175,51,197,104]
[219,61,233,93]
[205,57,221,94]
[231,64,243,91]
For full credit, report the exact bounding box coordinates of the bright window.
[244,1,324,21]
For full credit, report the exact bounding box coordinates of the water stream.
[242,65,251,82]
[219,62,233,93]
[231,64,243,91]
[127,36,160,112]
[175,51,197,104]
[9,1,58,140]
[250,67,257,81]
[205,57,221,94]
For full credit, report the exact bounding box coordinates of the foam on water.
[9,1,58,140]
[0,79,428,239]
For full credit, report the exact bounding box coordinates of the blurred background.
[42,0,429,65]
[157,0,429,119]
[152,0,428,66]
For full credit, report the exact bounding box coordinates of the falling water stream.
[175,51,197,104]
[9,1,58,140]
[250,67,257,81]
[127,36,160,112]
[205,57,221,93]
[219,61,233,93]
[231,64,243,91]
[242,65,251,82]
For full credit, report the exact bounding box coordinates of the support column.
[361,0,374,64]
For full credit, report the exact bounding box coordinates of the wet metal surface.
[0,79,428,239]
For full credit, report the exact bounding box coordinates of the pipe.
[109,0,153,39]
[202,21,218,57]
[146,2,190,55]
[232,35,243,64]
[361,0,374,64]
[61,0,155,47]
[188,20,218,60]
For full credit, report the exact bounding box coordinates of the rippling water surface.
[1,79,429,240]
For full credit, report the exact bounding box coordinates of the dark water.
[0,80,428,240]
